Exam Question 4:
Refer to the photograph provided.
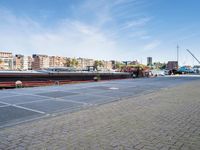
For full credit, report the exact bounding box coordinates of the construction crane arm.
[186,49,200,64]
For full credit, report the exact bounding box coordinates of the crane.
[186,49,200,64]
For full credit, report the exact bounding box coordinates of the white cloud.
[0,0,154,61]
[121,17,151,30]
[144,40,161,50]
[0,9,120,60]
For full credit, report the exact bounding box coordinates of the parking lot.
[0,76,200,128]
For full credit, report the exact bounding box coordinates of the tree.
[153,62,166,70]
[64,58,78,67]
[160,63,166,70]
[71,58,78,67]
[64,58,71,67]
[93,60,104,71]
[115,62,123,69]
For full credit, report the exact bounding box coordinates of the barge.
[0,69,131,88]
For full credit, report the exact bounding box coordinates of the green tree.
[93,60,104,71]
[64,58,78,67]
[64,58,71,67]
[115,62,124,69]
[160,63,166,70]
[71,58,78,67]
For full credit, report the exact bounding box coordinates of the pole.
[177,45,179,67]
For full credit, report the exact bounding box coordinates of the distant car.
[178,66,194,74]
[193,66,200,73]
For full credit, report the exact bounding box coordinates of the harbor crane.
[186,49,200,64]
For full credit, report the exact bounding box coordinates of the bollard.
[55,81,60,86]
[15,80,23,88]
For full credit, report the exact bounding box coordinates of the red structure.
[166,61,178,70]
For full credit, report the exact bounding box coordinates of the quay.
[0,76,200,149]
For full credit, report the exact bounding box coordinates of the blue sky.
[0,0,200,65]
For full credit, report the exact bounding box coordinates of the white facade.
[23,56,29,70]
[0,52,13,70]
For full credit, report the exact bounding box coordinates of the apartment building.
[49,56,65,67]
[32,54,49,70]
[76,58,112,70]
[0,51,13,70]
[14,54,28,70]
[27,56,33,70]
[101,60,112,70]
[77,58,94,69]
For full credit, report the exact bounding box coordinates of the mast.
[177,45,179,66]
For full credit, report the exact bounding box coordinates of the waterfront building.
[147,57,153,66]
[101,60,112,70]
[27,56,33,70]
[0,51,13,70]
[49,56,65,67]
[166,61,178,70]
[14,54,28,70]
[32,54,49,70]
[76,58,112,70]
[77,58,95,69]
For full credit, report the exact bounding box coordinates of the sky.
[0,0,200,65]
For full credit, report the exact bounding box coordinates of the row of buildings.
[0,51,180,71]
[0,52,113,71]
[147,57,179,70]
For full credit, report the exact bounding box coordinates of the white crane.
[186,49,200,64]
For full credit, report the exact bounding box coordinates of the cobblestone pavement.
[0,81,200,150]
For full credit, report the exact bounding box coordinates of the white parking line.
[0,100,46,114]
[15,98,52,105]
[0,101,11,105]
[12,105,46,114]
[0,105,9,108]
[0,91,62,100]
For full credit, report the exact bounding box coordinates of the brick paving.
[0,81,200,150]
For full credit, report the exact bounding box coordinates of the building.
[27,56,33,70]
[77,58,94,69]
[166,61,178,70]
[14,54,28,70]
[101,60,113,70]
[49,56,65,67]
[32,54,49,70]
[0,51,13,70]
[110,60,123,70]
[147,57,153,66]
